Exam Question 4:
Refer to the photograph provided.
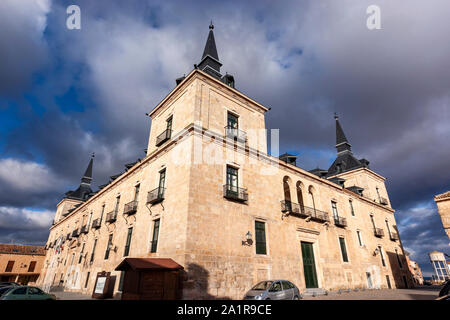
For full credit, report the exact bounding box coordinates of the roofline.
[328,167,387,181]
[148,69,269,118]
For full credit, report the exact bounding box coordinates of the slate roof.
[0,244,46,255]
[64,155,94,201]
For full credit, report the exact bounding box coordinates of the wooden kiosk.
[115,257,184,300]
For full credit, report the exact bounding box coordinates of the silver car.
[244,280,302,300]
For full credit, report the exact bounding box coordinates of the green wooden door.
[301,242,318,288]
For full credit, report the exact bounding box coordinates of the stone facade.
[434,191,450,241]
[36,69,412,299]
[0,244,46,285]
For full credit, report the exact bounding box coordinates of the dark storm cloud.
[0,0,448,276]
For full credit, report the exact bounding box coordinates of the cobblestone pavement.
[302,286,441,300]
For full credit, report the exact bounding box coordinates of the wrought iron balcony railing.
[91,218,101,229]
[374,228,384,238]
[280,200,310,218]
[80,225,89,234]
[390,232,399,241]
[224,126,247,142]
[123,200,138,215]
[147,187,165,204]
[66,233,72,241]
[379,197,389,205]
[223,184,248,202]
[334,216,347,228]
[71,229,80,238]
[105,211,117,223]
[155,129,172,146]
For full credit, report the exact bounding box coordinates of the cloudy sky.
[0,0,449,276]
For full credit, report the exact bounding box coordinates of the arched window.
[308,186,316,212]
[283,176,292,211]
[296,181,305,213]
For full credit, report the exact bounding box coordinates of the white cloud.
[0,206,54,230]
[0,158,64,193]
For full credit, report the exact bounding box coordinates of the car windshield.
[251,281,273,290]
[0,286,13,296]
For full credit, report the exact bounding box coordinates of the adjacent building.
[0,244,46,285]
[429,251,450,284]
[405,252,423,286]
[434,191,450,242]
[37,24,411,299]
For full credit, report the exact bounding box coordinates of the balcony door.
[301,242,318,288]
[227,112,238,129]
[158,170,166,198]
[226,166,238,195]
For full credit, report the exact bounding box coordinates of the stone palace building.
[37,24,412,299]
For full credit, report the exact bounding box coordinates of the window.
[78,243,85,264]
[105,234,113,259]
[255,221,267,255]
[158,169,166,198]
[85,272,90,288]
[124,227,133,257]
[5,261,14,272]
[370,214,376,229]
[386,275,392,289]
[356,231,364,246]
[134,184,140,202]
[119,271,125,291]
[28,287,43,295]
[28,261,36,272]
[227,112,239,129]
[385,220,391,237]
[90,239,97,263]
[226,165,238,192]
[331,201,339,220]
[349,200,355,216]
[270,282,282,292]
[339,237,349,262]
[100,205,105,223]
[395,248,403,268]
[114,196,120,214]
[150,219,160,253]
[71,253,75,265]
[12,287,27,295]
[166,116,173,132]
[379,246,386,267]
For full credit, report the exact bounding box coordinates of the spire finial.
[209,20,214,30]
[91,152,95,158]
[334,112,338,120]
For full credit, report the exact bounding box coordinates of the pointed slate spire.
[202,21,219,61]
[81,153,94,185]
[198,21,222,78]
[334,113,352,154]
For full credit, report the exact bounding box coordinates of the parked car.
[244,280,302,300]
[423,280,432,286]
[1,286,56,300]
[0,282,19,288]
[439,280,450,297]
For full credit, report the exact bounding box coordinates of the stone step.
[304,288,327,296]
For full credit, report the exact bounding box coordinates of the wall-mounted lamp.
[373,248,380,256]
[242,231,253,246]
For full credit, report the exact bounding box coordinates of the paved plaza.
[51,285,442,300]
[302,286,441,300]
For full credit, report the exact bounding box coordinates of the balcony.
[147,187,165,205]
[224,126,247,143]
[223,185,248,202]
[123,200,138,215]
[280,200,310,218]
[390,232,399,241]
[105,211,117,223]
[379,197,389,205]
[91,218,101,229]
[80,225,89,234]
[66,233,72,241]
[308,207,330,223]
[155,129,172,146]
[334,216,347,228]
[374,228,384,238]
[71,229,80,238]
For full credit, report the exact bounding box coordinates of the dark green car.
[1,286,56,300]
